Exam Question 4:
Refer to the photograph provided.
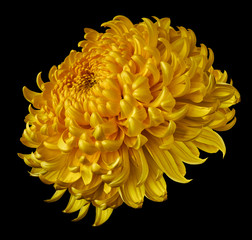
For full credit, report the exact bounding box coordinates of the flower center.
[75,70,97,92]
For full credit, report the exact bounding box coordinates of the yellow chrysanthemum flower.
[19,16,240,226]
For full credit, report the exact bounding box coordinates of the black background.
[7,0,250,237]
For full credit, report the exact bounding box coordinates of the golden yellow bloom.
[19,16,240,226]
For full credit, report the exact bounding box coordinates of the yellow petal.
[171,141,207,165]
[113,15,134,31]
[18,152,41,168]
[99,129,124,152]
[169,75,190,97]
[164,105,188,121]
[194,127,226,157]
[171,37,190,59]
[145,172,167,202]
[144,144,167,202]
[58,166,82,184]
[36,72,44,90]
[22,86,41,103]
[63,195,88,213]
[80,164,93,185]
[119,162,145,208]
[72,203,90,222]
[186,103,216,118]
[93,125,106,141]
[65,105,90,125]
[120,99,133,119]
[57,130,76,153]
[93,207,113,226]
[40,155,63,171]
[78,139,97,155]
[148,86,169,108]
[160,61,173,86]
[146,120,175,138]
[131,54,146,72]
[130,148,149,186]
[148,107,164,127]
[132,134,148,150]
[102,145,130,187]
[128,117,145,136]
[174,123,202,142]
[44,189,67,203]
[144,134,191,183]
[142,17,158,47]
[144,45,161,64]
[158,37,172,62]
[90,112,104,128]
[133,87,153,103]
[23,86,44,108]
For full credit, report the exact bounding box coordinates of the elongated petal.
[171,141,207,165]
[130,148,149,186]
[194,127,226,157]
[63,195,88,213]
[93,207,113,226]
[145,153,167,202]
[174,123,202,142]
[160,61,173,86]
[144,133,191,183]
[44,189,67,203]
[102,145,130,187]
[22,86,41,103]
[119,178,145,208]
[72,203,90,222]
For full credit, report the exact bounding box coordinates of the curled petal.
[78,139,97,155]
[145,176,167,202]
[18,152,41,168]
[174,123,202,142]
[194,127,226,157]
[171,141,207,165]
[145,164,167,202]
[142,17,158,47]
[160,61,173,86]
[63,195,89,213]
[130,148,149,186]
[144,133,191,183]
[44,189,67,203]
[57,130,76,153]
[128,117,145,136]
[23,86,44,109]
[36,72,44,90]
[72,203,90,222]
[132,86,153,103]
[101,144,130,187]
[99,129,124,152]
[22,86,41,103]
[93,207,113,227]
[119,162,145,208]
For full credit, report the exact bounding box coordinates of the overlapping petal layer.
[19,16,240,226]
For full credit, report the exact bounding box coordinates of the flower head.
[19,16,240,226]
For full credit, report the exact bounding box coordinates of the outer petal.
[72,203,90,222]
[193,127,226,157]
[119,162,145,208]
[170,141,207,165]
[130,148,149,186]
[144,133,191,183]
[93,207,113,226]
[145,153,167,202]
[44,189,67,203]
[63,195,88,213]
